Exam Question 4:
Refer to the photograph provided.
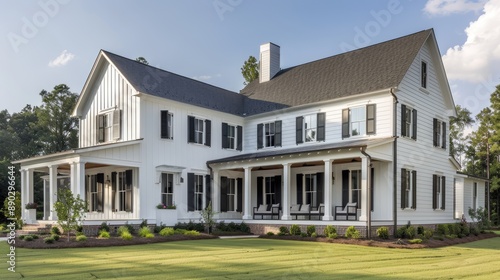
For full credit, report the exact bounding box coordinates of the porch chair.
[334,202,358,220]
[309,203,325,220]
[253,203,280,220]
[290,204,310,220]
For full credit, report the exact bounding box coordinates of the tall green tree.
[135,57,149,65]
[37,84,79,154]
[241,56,259,85]
[9,105,42,160]
[450,105,474,167]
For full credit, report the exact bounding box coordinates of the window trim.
[222,122,242,151]
[401,104,417,140]
[433,118,447,149]
[188,116,211,147]
[257,120,282,149]
[341,104,376,139]
[421,61,427,89]
[401,168,417,210]
[97,109,121,143]
[432,174,446,210]
[160,110,174,140]
[161,173,174,207]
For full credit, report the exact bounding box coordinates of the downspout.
[360,147,372,239]
[391,87,399,236]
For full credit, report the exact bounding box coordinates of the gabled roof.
[241,29,433,107]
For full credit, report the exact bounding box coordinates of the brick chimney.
[259,42,280,83]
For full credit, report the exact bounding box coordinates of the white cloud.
[424,0,487,15]
[442,0,500,83]
[48,50,75,67]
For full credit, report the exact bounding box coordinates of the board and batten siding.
[396,39,457,224]
[79,61,140,148]
[138,95,245,221]
[243,92,394,153]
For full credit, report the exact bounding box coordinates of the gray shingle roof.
[102,51,287,116]
[241,29,432,107]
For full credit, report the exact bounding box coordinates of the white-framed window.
[227,178,236,211]
[188,116,211,146]
[265,177,277,205]
[421,61,427,89]
[222,123,242,151]
[342,105,376,138]
[304,174,318,207]
[86,174,104,212]
[195,174,204,211]
[195,119,204,144]
[351,170,362,209]
[473,182,478,210]
[97,109,121,143]
[117,170,133,212]
[264,122,275,147]
[304,115,317,142]
[161,173,174,207]
[433,118,446,149]
[350,107,366,136]
[401,168,417,209]
[160,110,173,140]
[257,121,281,149]
[401,105,417,140]
[433,174,445,210]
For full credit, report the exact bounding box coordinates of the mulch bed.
[260,232,499,249]
[16,233,217,249]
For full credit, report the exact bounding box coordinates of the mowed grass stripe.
[1,237,500,279]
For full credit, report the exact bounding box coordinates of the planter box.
[156,209,178,226]
[26,209,37,224]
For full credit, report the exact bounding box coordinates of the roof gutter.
[390,87,398,236]
[360,147,372,239]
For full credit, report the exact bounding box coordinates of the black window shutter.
[370,168,374,211]
[421,61,427,88]
[125,170,133,212]
[433,118,438,147]
[296,116,304,145]
[85,175,90,211]
[401,104,407,137]
[317,112,326,141]
[111,172,117,211]
[204,120,211,147]
[237,178,243,212]
[236,126,243,151]
[187,173,195,211]
[97,114,105,143]
[296,174,303,204]
[205,175,211,208]
[317,172,324,206]
[161,110,169,139]
[97,173,104,212]
[412,170,417,209]
[412,109,417,140]
[113,109,122,140]
[257,176,263,206]
[342,109,350,138]
[274,120,282,147]
[257,124,263,149]
[221,122,228,149]
[366,104,376,135]
[220,177,228,212]
[442,122,446,149]
[274,175,282,205]
[432,174,437,210]
[188,116,195,143]
[401,168,407,209]
[342,170,349,207]
[441,176,446,210]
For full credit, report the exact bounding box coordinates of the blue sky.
[1,0,499,120]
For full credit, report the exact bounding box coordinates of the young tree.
[200,201,216,234]
[54,188,87,241]
[241,56,259,85]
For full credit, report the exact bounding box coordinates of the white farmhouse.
[15,29,487,236]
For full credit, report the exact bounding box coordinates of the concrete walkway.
[0,237,8,242]
[218,235,259,239]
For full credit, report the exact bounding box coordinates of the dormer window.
[421,61,427,88]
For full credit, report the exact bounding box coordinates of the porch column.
[359,156,369,222]
[43,179,49,220]
[212,169,220,213]
[323,159,333,220]
[242,167,252,220]
[70,162,77,195]
[48,164,58,220]
[76,162,86,197]
[20,169,26,221]
[281,163,292,220]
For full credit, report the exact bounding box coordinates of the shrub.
[117,226,130,236]
[469,207,491,231]
[300,232,308,237]
[458,233,465,238]
[345,226,361,239]
[417,225,425,235]
[216,221,228,231]
[174,228,187,235]
[267,232,275,236]
[434,235,444,241]
[175,221,205,232]
[125,223,135,234]
[376,227,389,239]
[461,225,470,236]
[76,225,84,233]
[76,235,87,242]
[75,231,85,236]
[145,233,155,238]
[51,234,60,241]
[228,222,238,232]
[396,227,407,238]
[31,234,39,239]
[98,222,110,233]
[51,226,61,235]
[437,224,450,236]
[43,236,55,244]
[140,219,148,228]
[470,226,480,236]
[98,230,110,239]
[184,230,200,236]
[121,232,133,240]
[408,238,422,244]
[306,225,316,237]
[423,228,434,240]
[445,234,457,239]
[405,226,416,239]
[24,235,34,241]
[240,222,250,233]
[324,225,336,237]
[328,232,338,239]
[290,224,301,236]
[311,232,318,238]
[138,226,152,238]
[19,235,26,240]
[279,226,289,235]
[157,227,173,236]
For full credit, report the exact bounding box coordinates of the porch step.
[18,223,53,236]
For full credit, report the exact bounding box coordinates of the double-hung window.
[222,123,242,151]
[188,116,211,146]
[296,113,326,144]
[342,104,376,138]
[350,170,362,209]
[421,61,427,89]
[433,119,446,149]
[161,173,174,207]
[305,174,318,207]
[401,168,417,209]
[257,121,282,149]
[97,109,122,143]
[160,110,173,139]
[194,175,204,211]
[401,105,417,139]
[220,177,242,212]
[187,173,211,212]
[432,174,446,210]
[86,173,104,212]
[114,170,133,212]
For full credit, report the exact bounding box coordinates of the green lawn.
[1,237,500,279]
